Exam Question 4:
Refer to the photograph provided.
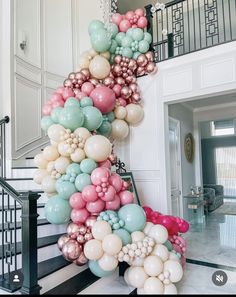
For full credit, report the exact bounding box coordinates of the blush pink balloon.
[113,84,122,97]
[109,173,123,193]
[52,100,64,108]
[101,185,116,202]
[91,167,110,186]
[51,93,63,103]
[119,190,134,205]
[86,199,105,213]
[126,11,135,20]
[90,86,116,114]
[137,16,148,28]
[81,82,95,96]
[82,185,98,202]
[111,13,123,26]
[63,87,74,100]
[70,192,86,210]
[98,160,112,169]
[71,208,90,224]
[42,104,52,116]
[119,19,132,32]
[105,194,121,211]
[56,86,65,95]
[76,91,87,100]
[132,24,138,28]
[135,8,144,16]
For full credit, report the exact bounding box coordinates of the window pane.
[211,120,235,136]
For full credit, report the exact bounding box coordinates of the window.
[211,119,235,136]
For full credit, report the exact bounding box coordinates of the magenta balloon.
[119,190,134,205]
[91,167,110,186]
[71,208,90,224]
[69,192,86,210]
[90,86,116,114]
[86,199,105,213]
[101,185,116,202]
[105,194,121,211]
[109,173,123,193]
[82,185,98,202]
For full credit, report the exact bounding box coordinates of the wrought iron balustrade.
[145,0,236,62]
[0,116,10,178]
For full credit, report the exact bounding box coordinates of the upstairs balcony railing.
[145,0,236,62]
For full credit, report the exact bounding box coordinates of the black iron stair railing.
[145,0,236,62]
[0,116,10,178]
[0,177,41,294]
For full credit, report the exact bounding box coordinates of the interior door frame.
[169,116,183,217]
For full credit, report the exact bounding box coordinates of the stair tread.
[5,178,33,181]
[12,166,37,169]
[44,267,99,295]
[0,233,64,259]
[0,218,49,231]
[0,203,45,210]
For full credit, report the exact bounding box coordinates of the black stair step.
[44,267,99,295]
[12,166,37,169]
[0,219,49,231]
[0,203,45,211]
[25,157,34,160]
[0,233,64,259]
[5,178,33,181]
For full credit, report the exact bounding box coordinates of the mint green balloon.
[41,116,54,131]
[59,106,84,131]
[106,112,115,123]
[122,47,133,59]
[107,23,118,38]
[88,20,104,35]
[97,120,112,137]
[89,260,116,277]
[80,158,97,174]
[66,163,81,176]
[91,29,111,52]
[82,106,103,131]
[55,180,77,200]
[132,28,144,41]
[45,195,71,224]
[118,204,146,233]
[51,107,63,123]
[164,240,173,252]
[115,32,126,46]
[109,39,118,54]
[64,98,80,108]
[126,28,134,37]
[144,32,152,44]
[122,36,133,48]
[75,173,91,192]
[138,40,150,53]
[133,51,141,59]
[80,97,93,108]
[113,228,131,245]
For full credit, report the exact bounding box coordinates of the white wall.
[168,104,196,197]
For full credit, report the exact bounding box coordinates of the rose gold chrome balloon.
[114,55,122,64]
[64,79,72,88]
[80,68,90,80]
[146,62,156,74]
[68,72,76,80]
[73,252,88,266]
[57,234,70,251]
[137,54,148,67]
[77,234,86,244]
[85,216,97,228]
[67,223,81,236]
[145,51,155,62]
[84,233,93,242]
[62,240,82,261]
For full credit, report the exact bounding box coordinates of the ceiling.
[117,0,169,14]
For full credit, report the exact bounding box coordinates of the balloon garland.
[34,8,189,294]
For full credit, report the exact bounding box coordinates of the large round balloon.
[118,204,146,233]
[91,29,112,52]
[88,20,104,35]
[89,55,111,80]
[84,135,112,162]
[45,195,71,224]
[88,260,116,277]
[90,86,116,114]
[111,119,129,140]
[82,106,103,131]
[58,106,84,131]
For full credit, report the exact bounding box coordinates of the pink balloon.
[51,92,63,103]
[56,86,65,95]
[52,100,64,109]
[113,84,122,97]
[126,11,135,20]
[98,160,112,169]
[119,190,134,205]
[42,104,52,116]
[91,167,110,186]
[82,185,98,202]
[105,194,121,211]
[111,13,123,26]
[119,19,131,32]
[101,185,116,202]
[118,98,127,107]
[137,16,148,29]
[69,192,86,210]
[135,8,144,17]
[75,91,87,100]
[90,86,116,114]
[132,24,138,28]
[63,87,74,100]
[109,173,123,193]
[81,82,95,96]
[71,208,90,224]
[86,199,105,213]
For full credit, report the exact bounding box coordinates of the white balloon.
[70,148,85,163]
[54,157,71,174]
[114,106,127,120]
[143,222,154,235]
[131,231,145,243]
[41,175,56,194]
[164,283,177,294]
[84,239,103,260]
[84,135,112,162]
[129,257,145,267]
[48,124,65,143]
[128,266,148,289]
[58,142,71,157]
[148,225,168,244]
[102,234,122,255]
[144,277,164,294]
[164,260,183,283]
[34,153,48,169]
[152,244,169,262]
[89,55,111,80]
[43,145,59,161]
[92,221,112,241]
[98,253,118,271]
[143,255,164,277]
[125,104,144,125]
[111,119,129,140]
[169,252,181,262]
[74,127,91,141]
[33,169,48,184]
[124,268,131,285]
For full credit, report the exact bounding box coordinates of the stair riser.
[11,168,37,179]
[0,207,46,222]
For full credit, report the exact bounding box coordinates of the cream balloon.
[89,55,111,80]
[152,244,169,262]
[143,222,154,235]
[143,255,164,277]
[70,148,86,163]
[128,267,149,289]
[41,175,56,194]
[124,268,131,285]
[84,135,112,162]
[48,124,65,143]
[111,119,129,140]
[54,156,71,174]
[58,142,71,157]
[88,48,99,58]
[47,192,57,198]
[164,260,183,283]
[78,55,90,69]
[144,277,164,294]
[74,127,91,141]
[33,169,48,184]
[125,104,144,125]
[98,253,118,271]
[168,252,180,262]
[137,288,146,295]
[164,283,177,294]
[114,106,127,120]
[50,139,58,147]
[129,257,145,267]
[100,51,111,60]
[84,239,103,260]
[92,221,112,241]
[131,231,145,243]
[43,146,59,161]
[102,234,122,255]
[47,161,55,173]
[34,153,48,169]
[148,225,168,244]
